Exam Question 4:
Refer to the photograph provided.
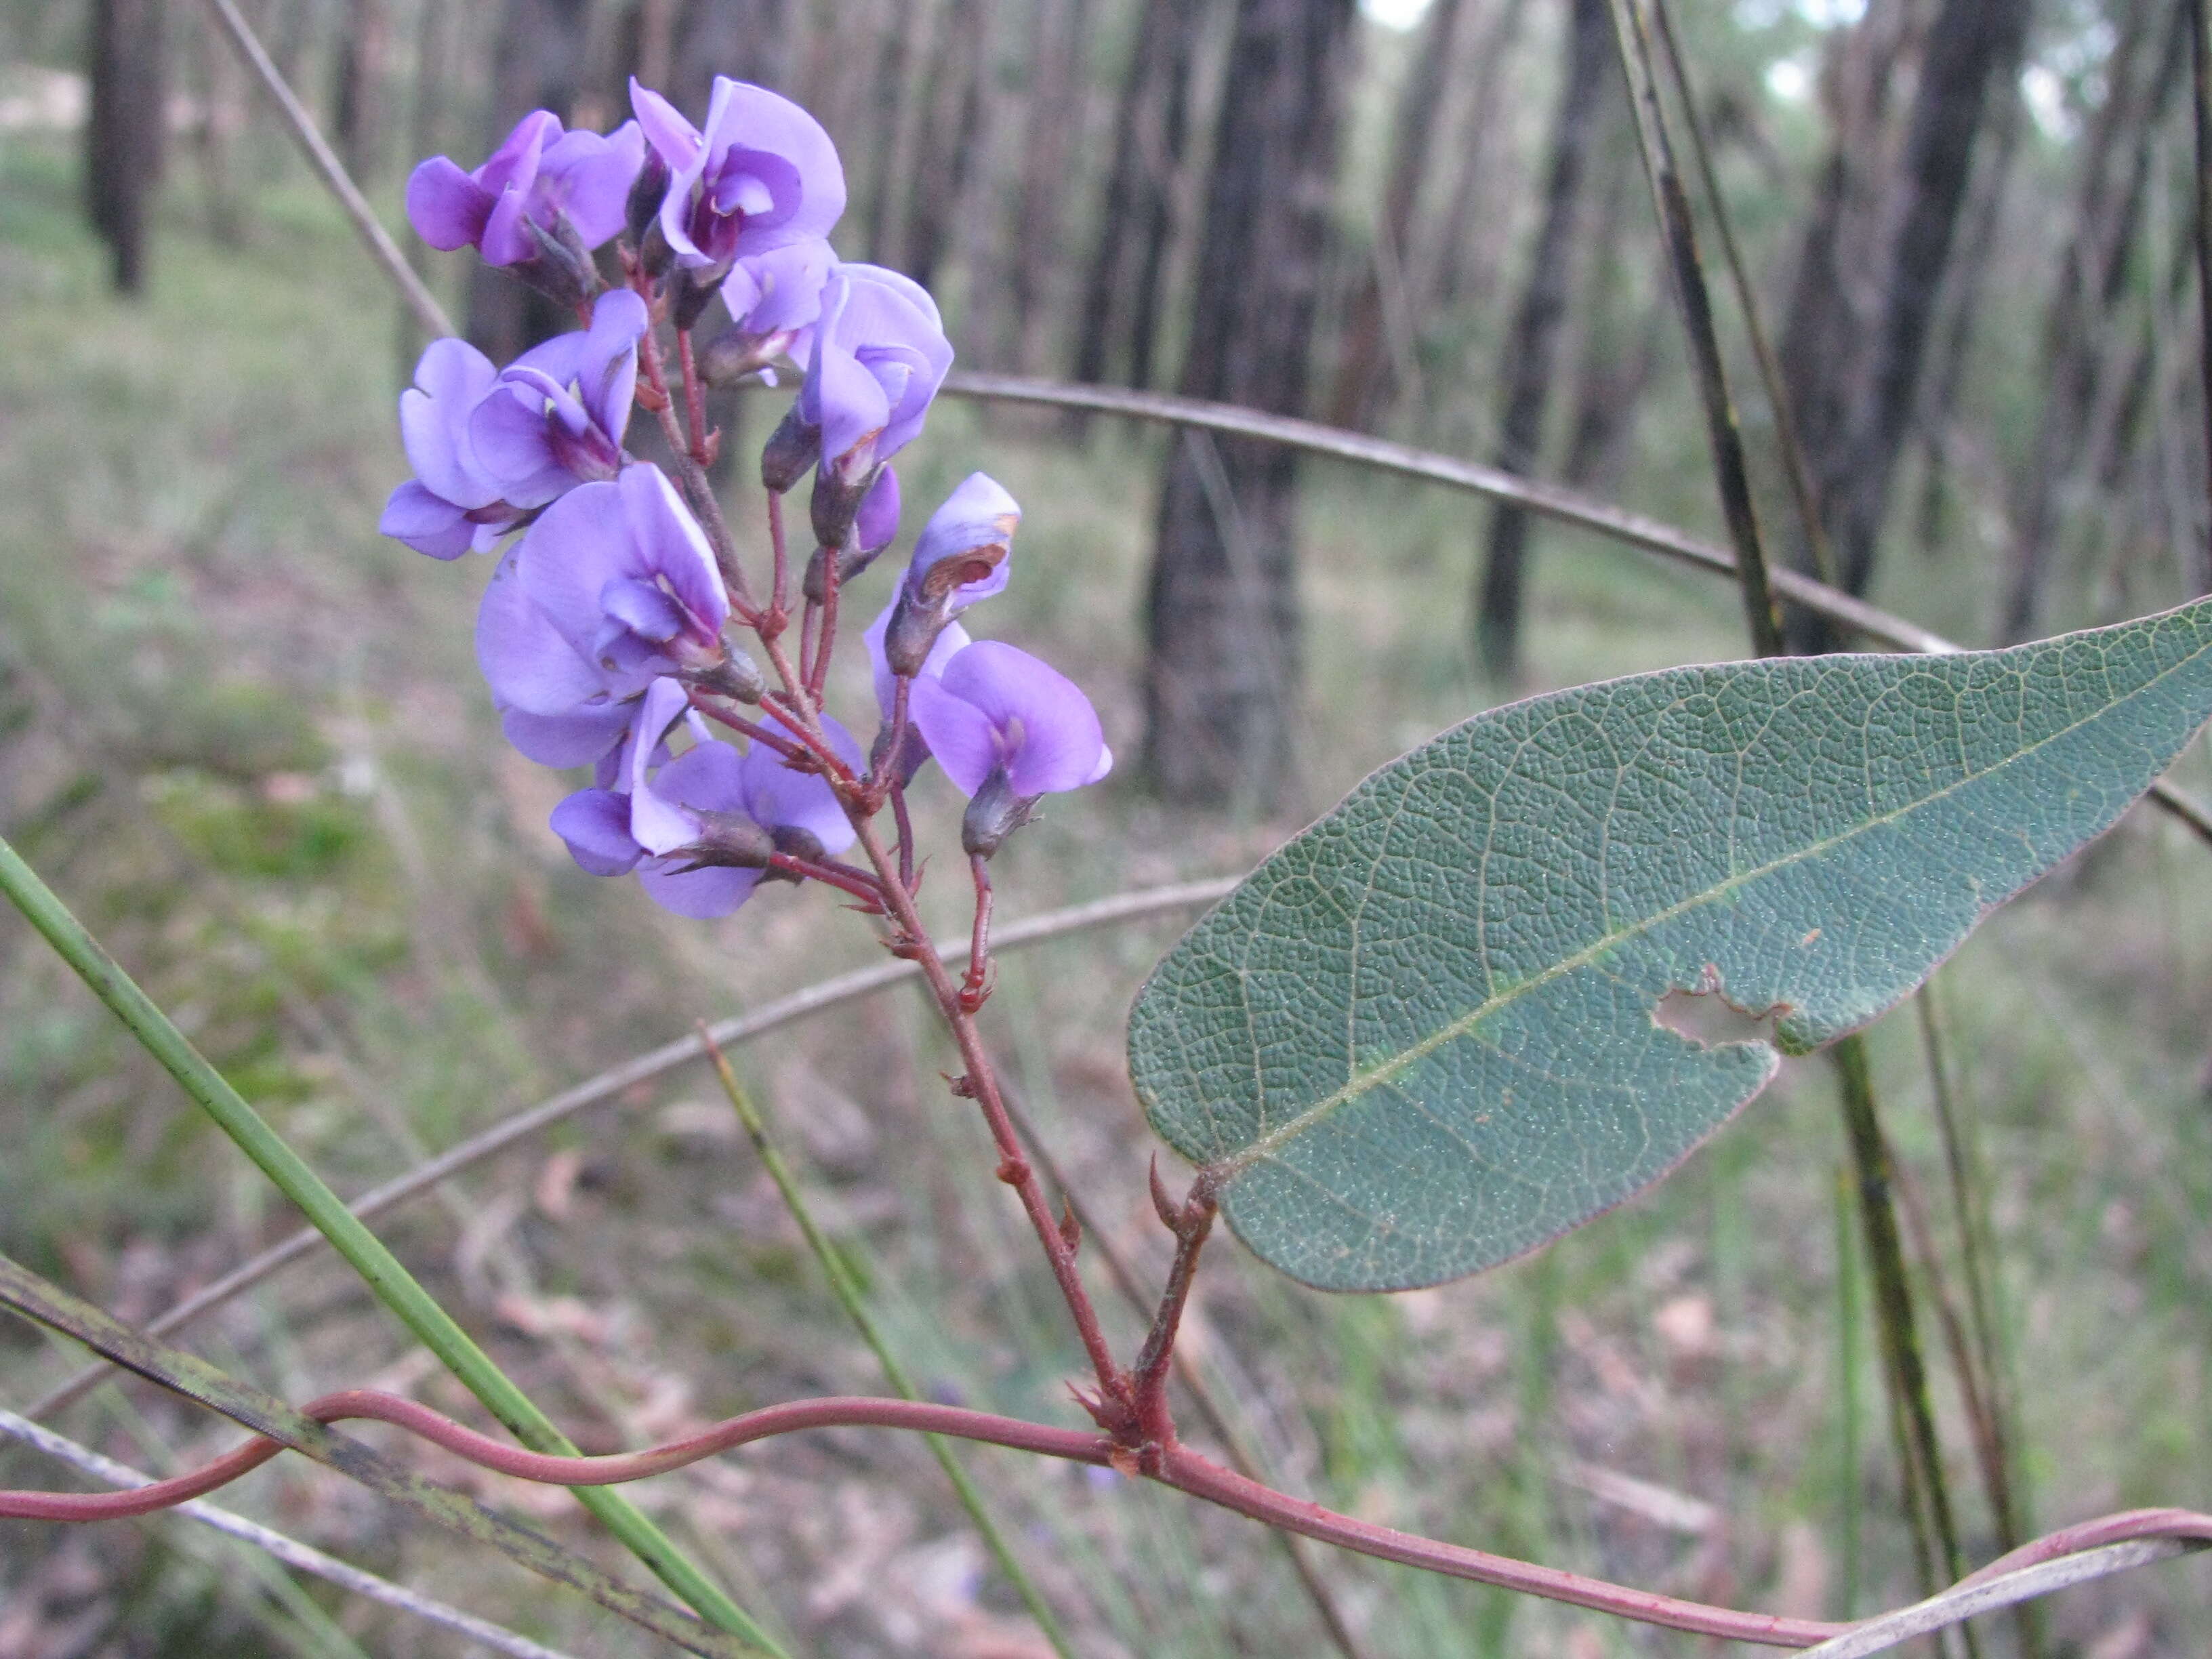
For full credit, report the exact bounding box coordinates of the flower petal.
[379,480,476,560]
[939,640,1107,796]
[551,787,642,876]
[405,156,493,251]
[502,702,635,767]
[636,859,761,918]
[907,672,1003,798]
[476,547,612,714]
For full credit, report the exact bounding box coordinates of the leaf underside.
[1128,600,2212,1292]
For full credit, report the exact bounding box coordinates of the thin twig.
[24,878,1240,1421]
[1795,1541,2209,1659]
[1606,0,1785,655]
[0,1408,582,1659]
[937,371,1951,655]
[194,0,452,340]
[695,1032,1081,1659]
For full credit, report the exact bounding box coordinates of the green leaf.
[1129,600,2212,1292]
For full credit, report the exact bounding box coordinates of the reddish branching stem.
[675,327,712,467]
[12,1382,2204,1651]
[960,855,995,1012]
[764,491,791,638]
[1128,1170,1216,1457]
[766,853,883,909]
[687,693,807,762]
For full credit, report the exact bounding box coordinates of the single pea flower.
[798,263,954,491]
[630,77,846,273]
[379,337,527,560]
[407,109,643,269]
[550,678,861,918]
[906,640,1112,855]
[470,289,649,506]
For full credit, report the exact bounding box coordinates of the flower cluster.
[385,79,1108,920]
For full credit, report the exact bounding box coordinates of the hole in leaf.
[1652,967,1789,1050]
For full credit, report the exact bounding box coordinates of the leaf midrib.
[1200,627,2211,1181]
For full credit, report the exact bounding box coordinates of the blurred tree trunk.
[861,0,923,263]
[1816,0,2030,637]
[1774,0,1921,627]
[85,0,167,295]
[905,0,990,295]
[670,0,792,114]
[1326,0,1467,430]
[1073,0,1208,394]
[1912,71,2022,552]
[1424,0,1531,315]
[333,0,390,183]
[2001,0,2185,640]
[1471,0,1613,683]
[1559,126,1658,501]
[466,0,593,363]
[1010,0,1091,371]
[1144,0,1356,808]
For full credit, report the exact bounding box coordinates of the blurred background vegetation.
[1,0,2210,1653]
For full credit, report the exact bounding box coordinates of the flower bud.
[760,406,818,494]
[675,810,776,869]
[961,766,1038,859]
[699,323,795,387]
[517,212,600,309]
[808,464,871,552]
[624,145,672,248]
[686,646,765,704]
[671,264,722,332]
[881,590,941,680]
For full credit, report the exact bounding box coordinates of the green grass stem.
[0,832,784,1656]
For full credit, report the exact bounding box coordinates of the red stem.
[18,1382,2200,1650]
[961,854,994,1009]
[809,550,841,703]
[676,327,711,466]
[764,491,790,638]
[1129,1181,1215,1452]
[759,695,859,789]
[767,853,883,907]
[687,693,806,762]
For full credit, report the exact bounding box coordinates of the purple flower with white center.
[799,263,954,485]
[550,679,861,918]
[476,462,729,732]
[630,77,846,272]
[470,289,647,507]
[379,337,526,560]
[407,110,644,267]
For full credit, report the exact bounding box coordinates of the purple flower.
[470,289,647,506]
[476,462,727,731]
[799,263,954,484]
[908,473,1018,609]
[550,678,861,918]
[908,641,1111,800]
[407,110,644,267]
[710,237,836,384]
[379,338,526,559]
[862,600,968,787]
[630,77,846,272]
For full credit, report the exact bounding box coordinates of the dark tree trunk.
[905,0,989,297]
[1471,0,1613,683]
[333,0,390,183]
[1425,0,1531,315]
[1144,0,1356,808]
[1774,0,1920,616]
[85,0,167,295]
[860,0,917,264]
[1010,0,1090,371]
[2001,0,2185,641]
[1325,0,1467,430]
[465,0,594,364]
[1913,69,2022,552]
[1816,0,2030,635]
[1072,0,1206,394]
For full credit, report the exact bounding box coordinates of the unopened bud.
[770,823,827,864]
[672,265,721,331]
[760,407,818,494]
[699,324,792,386]
[676,811,775,869]
[685,647,765,705]
[625,146,672,248]
[961,767,1038,859]
[637,216,675,281]
[517,212,600,308]
[800,537,887,605]
[882,591,943,679]
[809,465,871,552]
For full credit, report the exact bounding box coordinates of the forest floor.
[3,135,2211,1658]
